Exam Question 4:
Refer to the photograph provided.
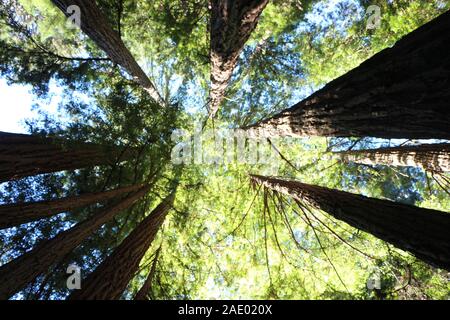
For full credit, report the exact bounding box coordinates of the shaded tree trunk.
[68,193,175,300]
[209,0,269,118]
[50,0,164,105]
[134,246,161,300]
[250,175,450,271]
[0,183,143,230]
[0,184,150,300]
[336,143,450,173]
[245,11,450,139]
[0,131,136,182]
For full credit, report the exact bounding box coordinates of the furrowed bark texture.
[251,175,450,271]
[0,184,150,300]
[337,143,450,173]
[209,0,269,118]
[69,193,175,300]
[134,246,161,300]
[51,0,164,104]
[0,183,143,230]
[246,11,450,139]
[0,131,136,182]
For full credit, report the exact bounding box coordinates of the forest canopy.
[0,0,449,300]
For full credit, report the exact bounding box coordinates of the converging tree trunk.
[250,175,450,271]
[0,184,150,300]
[245,11,450,139]
[336,143,450,173]
[134,246,161,300]
[0,131,136,182]
[0,183,143,230]
[209,0,269,118]
[50,0,164,105]
[69,193,175,300]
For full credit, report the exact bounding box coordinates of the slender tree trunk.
[0,131,136,182]
[0,184,150,300]
[69,193,175,300]
[134,246,161,300]
[250,175,450,271]
[336,143,450,173]
[0,183,143,230]
[245,11,450,139]
[209,0,269,118]
[50,0,164,105]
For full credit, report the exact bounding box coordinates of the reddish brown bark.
[0,183,143,230]
[0,131,136,182]
[0,184,150,300]
[337,143,450,173]
[209,0,269,118]
[134,246,161,300]
[251,175,450,271]
[51,0,164,104]
[245,11,450,139]
[68,193,175,300]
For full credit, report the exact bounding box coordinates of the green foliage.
[0,0,449,300]
[296,0,450,86]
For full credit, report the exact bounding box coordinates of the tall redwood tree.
[0,131,136,182]
[209,0,269,118]
[0,183,143,230]
[51,0,164,104]
[336,143,450,173]
[69,193,175,300]
[0,184,151,300]
[251,175,450,271]
[245,11,450,139]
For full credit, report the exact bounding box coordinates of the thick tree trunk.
[134,246,161,300]
[250,175,450,271]
[68,193,175,300]
[0,183,143,230]
[0,184,150,300]
[245,11,450,139]
[336,143,450,173]
[50,0,164,105]
[0,131,136,182]
[209,0,269,118]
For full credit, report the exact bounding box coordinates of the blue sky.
[0,0,364,135]
[0,78,63,134]
[0,79,35,134]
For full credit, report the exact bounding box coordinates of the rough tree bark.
[209,0,269,118]
[50,0,164,105]
[134,246,161,300]
[250,175,450,271]
[0,184,150,300]
[0,131,136,182]
[0,183,143,230]
[69,193,175,300]
[336,143,450,173]
[245,11,450,139]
